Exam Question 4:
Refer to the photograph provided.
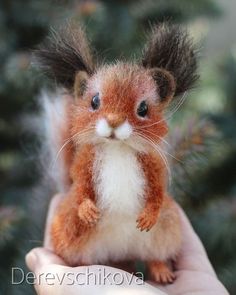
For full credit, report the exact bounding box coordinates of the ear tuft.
[33,23,94,90]
[142,23,199,97]
[150,68,176,102]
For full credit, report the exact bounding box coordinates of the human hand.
[25,194,229,295]
[153,206,229,295]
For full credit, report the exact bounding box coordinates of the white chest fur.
[93,143,146,214]
[74,143,181,265]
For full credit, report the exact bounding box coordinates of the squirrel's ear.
[142,23,199,98]
[74,71,89,98]
[33,23,94,91]
[150,68,176,103]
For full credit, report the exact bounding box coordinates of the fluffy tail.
[38,91,73,193]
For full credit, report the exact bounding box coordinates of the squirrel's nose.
[106,113,126,128]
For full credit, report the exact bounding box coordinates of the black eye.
[91,93,100,110]
[137,101,148,117]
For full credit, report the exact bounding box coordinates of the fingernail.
[25,251,37,272]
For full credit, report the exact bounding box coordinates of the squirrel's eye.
[91,93,100,110]
[137,101,148,117]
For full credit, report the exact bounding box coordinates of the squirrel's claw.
[78,199,100,226]
[136,209,157,232]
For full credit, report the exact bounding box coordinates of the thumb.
[25,247,65,273]
[176,206,216,276]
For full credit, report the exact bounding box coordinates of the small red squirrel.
[35,23,198,284]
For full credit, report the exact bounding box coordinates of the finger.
[176,205,216,276]
[25,247,65,273]
[44,194,64,249]
[77,265,167,295]
[163,271,230,295]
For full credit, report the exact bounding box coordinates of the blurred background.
[0,0,236,294]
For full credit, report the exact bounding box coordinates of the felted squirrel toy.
[35,22,198,284]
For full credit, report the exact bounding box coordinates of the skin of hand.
[25,194,229,295]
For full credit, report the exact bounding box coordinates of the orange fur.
[136,151,167,232]
[51,144,98,264]
[50,62,181,280]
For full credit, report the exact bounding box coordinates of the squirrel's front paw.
[136,208,158,232]
[78,199,100,226]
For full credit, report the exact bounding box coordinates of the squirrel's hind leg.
[147,260,175,284]
[145,196,181,284]
[51,195,94,266]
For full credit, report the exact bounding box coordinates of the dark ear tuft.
[150,68,176,102]
[142,23,199,97]
[33,23,94,90]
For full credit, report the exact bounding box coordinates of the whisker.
[134,130,180,163]
[50,137,73,169]
[155,141,181,163]
[164,91,187,121]
[134,132,171,182]
[74,129,94,146]
[50,127,95,169]
[141,132,181,162]
[134,128,171,148]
